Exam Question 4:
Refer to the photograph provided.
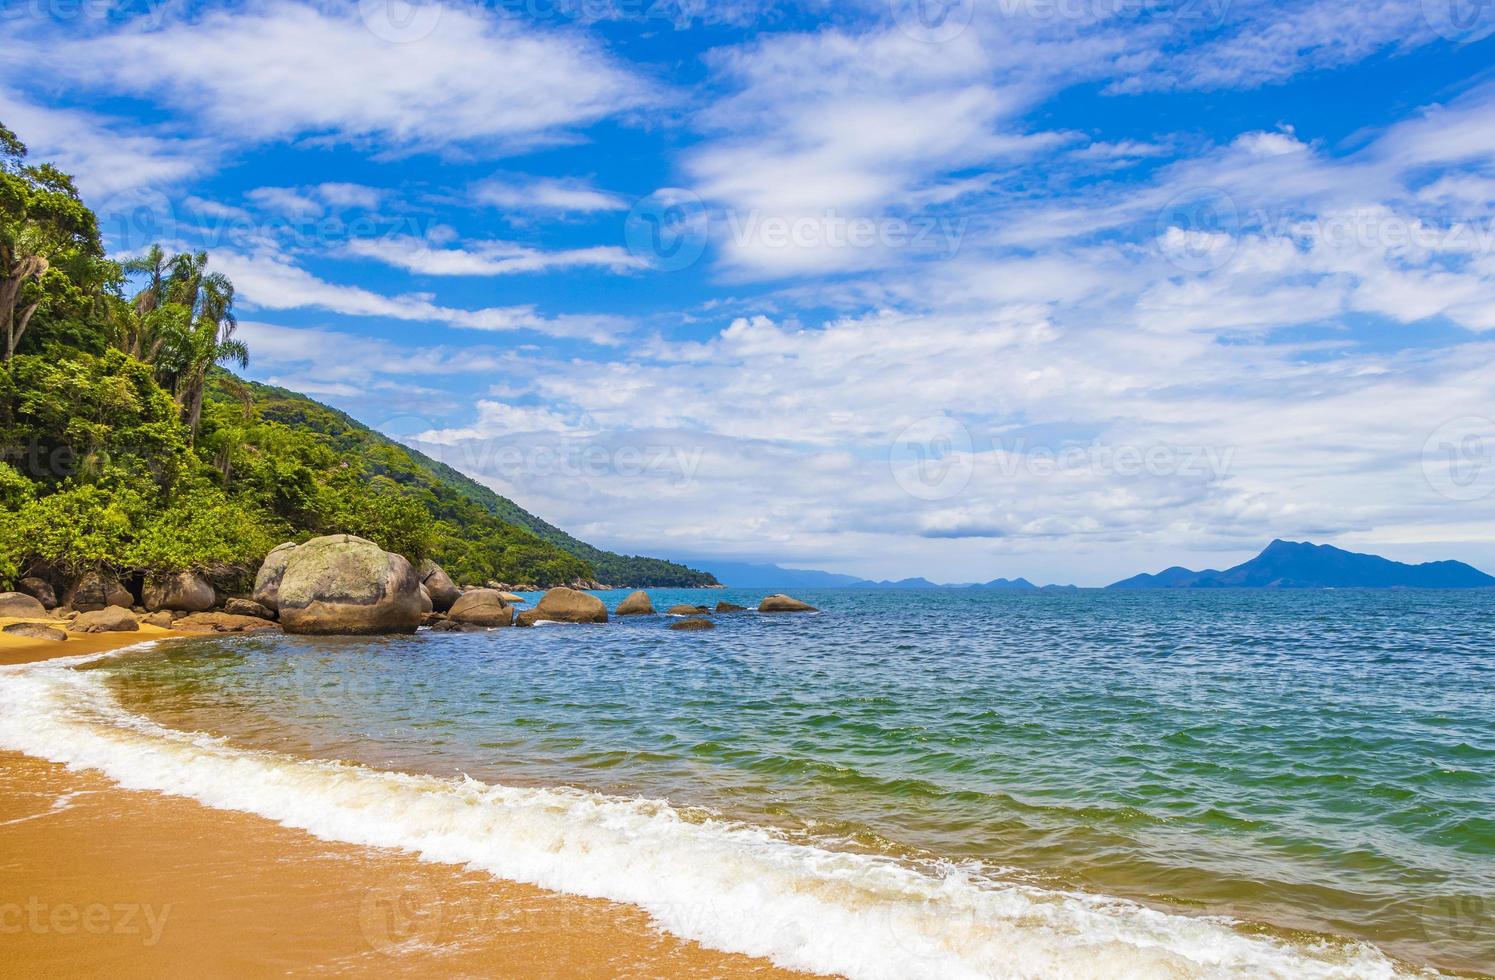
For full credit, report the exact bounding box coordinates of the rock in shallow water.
[758,594,817,613]
[448,589,514,627]
[670,617,715,631]
[526,587,607,624]
[715,602,747,613]
[615,590,654,616]
[275,535,424,635]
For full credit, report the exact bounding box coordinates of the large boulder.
[224,598,274,620]
[173,612,282,634]
[275,535,424,635]
[418,561,461,613]
[759,594,817,613]
[0,592,47,618]
[418,584,434,616]
[252,541,297,611]
[67,572,133,613]
[529,587,608,624]
[447,589,514,627]
[3,622,66,642]
[70,606,140,633]
[143,571,217,613]
[18,577,58,610]
[615,591,655,616]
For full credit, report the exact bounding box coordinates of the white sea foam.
[0,654,1437,979]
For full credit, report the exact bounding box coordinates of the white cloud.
[215,251,628,343]
[344,234,645,276]
[25,2,653,153]
[473,176,627,213]
[0,93,210,199]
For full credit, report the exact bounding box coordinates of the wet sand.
[0,627,811,979]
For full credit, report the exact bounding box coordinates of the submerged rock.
[448,589,514,627]
[419,560,461,612]
[143,571,217,613]
[670,617,715,631]
[70,606,140,633]
[715,602,747,613]
[0,592,47,618]
[758,594,817,613]
[615,591,655,616]
[18,577,57,610]
[252,541,297,612]
[529,587,608,624]
[276,535,424,635]
[2,622,66,641]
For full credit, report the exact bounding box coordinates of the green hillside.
[0,120,715,594]
[226,379,717,587]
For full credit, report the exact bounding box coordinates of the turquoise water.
[98,589,1494,974]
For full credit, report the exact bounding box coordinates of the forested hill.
[0,119,714,593]
[233,380,717,587]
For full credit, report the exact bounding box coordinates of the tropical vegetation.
[0,122,716,597]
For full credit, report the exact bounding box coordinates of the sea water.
[2,589,1490,976]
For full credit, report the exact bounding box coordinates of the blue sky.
[5,0,1495,584]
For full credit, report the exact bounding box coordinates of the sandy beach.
[0,625,807,979]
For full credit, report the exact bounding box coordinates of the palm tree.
[142,250,248,441]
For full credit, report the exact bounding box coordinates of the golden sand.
[0,628,812,979]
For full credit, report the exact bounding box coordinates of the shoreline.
[1,621,1477,979]
[0,627,809,978]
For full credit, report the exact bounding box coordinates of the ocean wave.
[0,652,1438,980]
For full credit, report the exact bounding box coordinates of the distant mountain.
[1108,540,1495,589]
[697,561,1075,590]
[691,561,868,589]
